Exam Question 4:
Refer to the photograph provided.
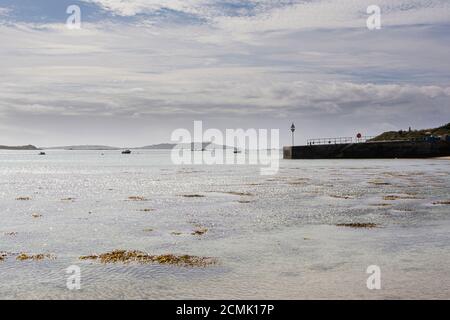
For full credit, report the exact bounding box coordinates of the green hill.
[371,123,450,142]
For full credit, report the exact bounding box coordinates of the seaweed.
[127,196,147,201]
[16,197,31,201]
[181,194,205,198]
[336,223,378,229]
[369,203,392,207]
[433,200,450,205]
[137,208,154,212]
[383,195,419,200]
[191,228,208,236]
[16,253,55,261]
[330,195,353,199]
[224,192,253,196]
[368,180,392,186]
[79,250,216,267]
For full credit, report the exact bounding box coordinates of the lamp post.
[290,123,296,146]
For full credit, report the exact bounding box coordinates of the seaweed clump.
[225,191,253,196]
[191,228,208,236]
[383,195,418,200]
[128,196,147,201]
[79,250,216,267]
[336,223,378,229]
[330,195,353,199]
[368,180,392,186]
[433,200,450,205]
[369,203,392,207]
[16,253,55,261]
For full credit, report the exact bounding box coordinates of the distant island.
[43,143,179,150]
[138,143,176,150]
[45,145,120,150]
[42,142,233,150]
[0,144,39,150]
[371,123,450,142]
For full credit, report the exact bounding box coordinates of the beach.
[0,150,449,299]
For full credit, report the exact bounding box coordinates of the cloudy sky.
[0,0,449,147]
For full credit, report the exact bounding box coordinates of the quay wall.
[283,140,450,159]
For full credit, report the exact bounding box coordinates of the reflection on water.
[0,150,449,299]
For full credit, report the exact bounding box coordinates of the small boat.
[233,148,241,154]
[121,150,131,154]
[39,152,46,156]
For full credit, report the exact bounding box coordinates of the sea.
[0,149,449,299]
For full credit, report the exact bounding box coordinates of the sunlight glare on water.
[0,150,449,299]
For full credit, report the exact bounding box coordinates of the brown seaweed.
[79,250,216,267]
[433,200,450,205]
[336,223,378,229]
[181,194,205,198]
[191,228,208,236]
[127,196,147,201]
[16,253,55,261]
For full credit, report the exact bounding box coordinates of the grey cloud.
[0,1,449,146]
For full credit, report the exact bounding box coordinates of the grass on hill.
[370,123,450,142]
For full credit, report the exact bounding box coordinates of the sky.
[0,0,449,147]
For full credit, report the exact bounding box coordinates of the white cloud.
[82,0,212,16]
[0,1,449,145]
[0,7,11,16]
[215,0,450,34]
[81,0,450,31]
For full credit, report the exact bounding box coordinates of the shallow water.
[0,150,449,299]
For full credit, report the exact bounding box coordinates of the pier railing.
[307,136,375,145]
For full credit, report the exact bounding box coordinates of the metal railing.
[307,136,375,145]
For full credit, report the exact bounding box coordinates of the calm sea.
[0,150,449,299]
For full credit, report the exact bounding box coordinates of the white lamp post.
[290,123,296,146]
